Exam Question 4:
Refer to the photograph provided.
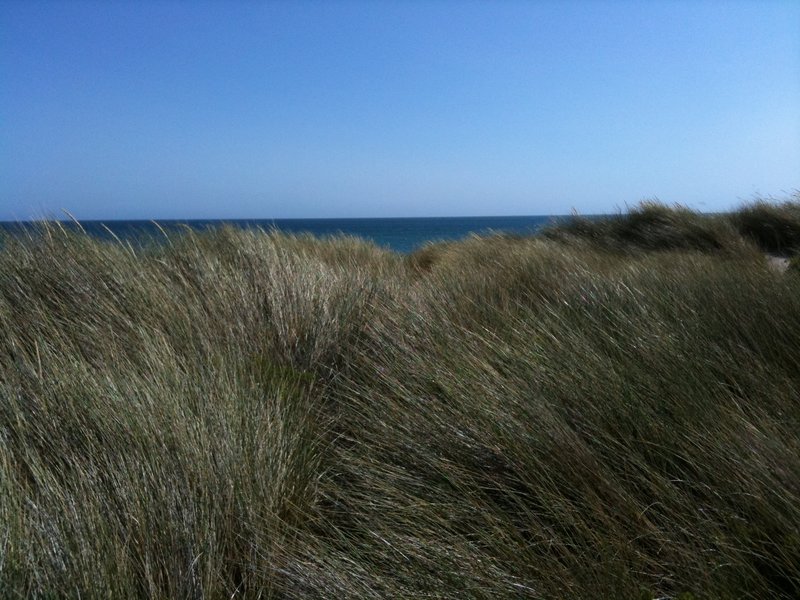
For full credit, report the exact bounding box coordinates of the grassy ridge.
[1,201,799,598]
[540,195,800,257]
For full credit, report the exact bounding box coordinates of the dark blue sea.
[0,216,562,254]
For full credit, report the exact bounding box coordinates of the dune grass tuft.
[729,195,800,256]
[539,201,746,254]
[540,198,800,260]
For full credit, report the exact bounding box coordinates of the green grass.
[729,195,800,256]
[539,201,745,255]
[1,201,799,598]
[541,196,800,259]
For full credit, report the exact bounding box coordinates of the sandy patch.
[766,254,790,273]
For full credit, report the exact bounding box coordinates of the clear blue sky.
[2,0,798,220]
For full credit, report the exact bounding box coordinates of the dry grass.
[1,201,799,598]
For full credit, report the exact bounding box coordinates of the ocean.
[0,215,561,254]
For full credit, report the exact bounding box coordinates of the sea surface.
[0,216,563,254]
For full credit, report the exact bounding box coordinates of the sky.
[1,0,799,220]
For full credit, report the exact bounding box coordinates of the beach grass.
[1,200,799,598]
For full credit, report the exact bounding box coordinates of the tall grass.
[729,195,800,256]
[540,197,800,259]
[1,202,799,598]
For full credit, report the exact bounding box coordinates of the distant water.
[0,215,560,254]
